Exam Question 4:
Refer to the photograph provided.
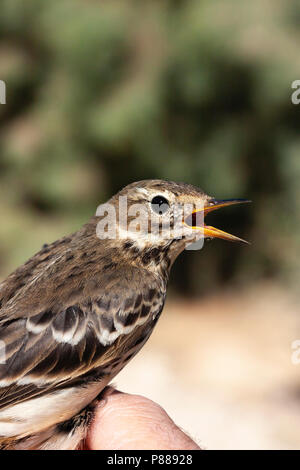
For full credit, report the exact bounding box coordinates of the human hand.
[85,388,201,450]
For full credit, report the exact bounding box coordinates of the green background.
[0,0,299,295]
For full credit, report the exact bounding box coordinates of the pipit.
[0,180,249,449]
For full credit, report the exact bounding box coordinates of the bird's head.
[96,180,249,267]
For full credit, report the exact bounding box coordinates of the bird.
[0,179,249,449]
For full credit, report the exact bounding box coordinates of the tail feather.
[1,400,97,450]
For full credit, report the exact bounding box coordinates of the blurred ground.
[116,282,300,450]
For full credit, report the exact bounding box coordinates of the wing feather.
[0,267,164,412]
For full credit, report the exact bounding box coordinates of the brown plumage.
[0,179,248,449]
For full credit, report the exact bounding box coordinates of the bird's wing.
[0,264,164,412]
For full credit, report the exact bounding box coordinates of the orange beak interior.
[184,199,250,244]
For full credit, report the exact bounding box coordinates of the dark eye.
[151,195,170,215]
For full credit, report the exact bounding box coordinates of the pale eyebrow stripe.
[135,188,149,196]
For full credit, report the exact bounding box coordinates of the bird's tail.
[0,402,96,450]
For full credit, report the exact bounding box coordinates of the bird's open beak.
[184,199,250,244]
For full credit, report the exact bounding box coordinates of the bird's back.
[0,219,167,448]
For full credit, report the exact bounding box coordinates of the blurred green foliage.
[0,0,299,295]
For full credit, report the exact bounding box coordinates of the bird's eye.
[151,195,170,215]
